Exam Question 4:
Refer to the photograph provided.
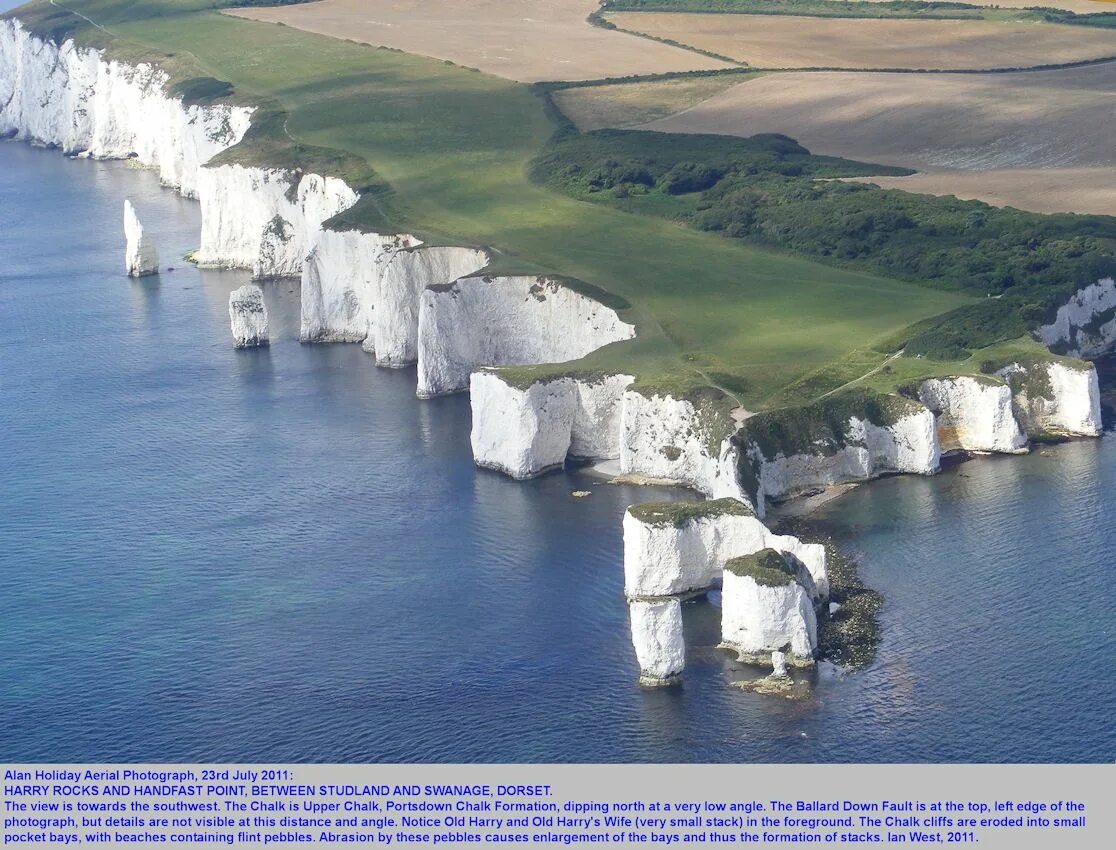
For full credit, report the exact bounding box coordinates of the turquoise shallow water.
[1,139,1113,763]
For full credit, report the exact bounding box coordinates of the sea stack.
[629,598,685,687]
[123,200,159,277]
[720,549,817,666]
[228,284,269,348]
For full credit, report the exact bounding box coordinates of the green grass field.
[8,0,985,409]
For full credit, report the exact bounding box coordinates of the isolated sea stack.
[629,598,685,687]
[228,284,269,348]
[720,549,817,666]
[123,200,159,277]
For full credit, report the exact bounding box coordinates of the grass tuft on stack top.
[724,549,797,587]
[628,498,754,527]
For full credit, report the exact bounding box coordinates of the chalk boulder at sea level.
[123,200,158,277]
[229,285,269,349]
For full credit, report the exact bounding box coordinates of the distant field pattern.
[227,0,732,82]
[606,12,1116,70]
[639,63,1116,214]
[553,75,753,130]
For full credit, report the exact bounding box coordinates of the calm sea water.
[1,140,1113,764]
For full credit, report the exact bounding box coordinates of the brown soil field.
[862,168,1114,216]
[553,74,756,131]
[639,64,1115,215]
[606,12,1116,70]
[226,0,732,83]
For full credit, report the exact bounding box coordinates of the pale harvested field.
[640,64,1116,215]
[226,0,732,83]
[857,0,1116,11]
[606,12,1116,70]
[553,74,755,131]
[863,168,1114,216]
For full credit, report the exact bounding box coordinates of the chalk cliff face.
[917,377,1027,454]
[996,360,1102,439]
[628,598,685,687]
[0,20,251,197]
[620,390,747,502]
[370,246,490,367]
[469,374,751,498]
[196,165,359,278]
[228,284,269,348]
[416,276,635,397]
[1039,277,1116,359]
[299,230,488,361]
[721,550,817,665]
[123,200,158,277]
[622,499,827,601]
[740,399,940,514]
[470,372,634,479]
[300,229,402,343]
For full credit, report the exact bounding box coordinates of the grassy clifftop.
[5,0,1094,412]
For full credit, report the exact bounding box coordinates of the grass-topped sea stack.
[720,548,817,667]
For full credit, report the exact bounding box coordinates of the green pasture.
[10,0,978,408]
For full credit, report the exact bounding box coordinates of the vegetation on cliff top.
[531,127,1116,362]
[734,388,922,462]
[628,497,754,526]
[724,549,797,587]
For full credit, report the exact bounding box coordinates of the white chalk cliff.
[996,360,1102,439]
[416,276,635,397]
[195,165,359,279]
[228,284,269,348]
[0,20,252,197]
[619,390,747,502]
[622,499,827,602]
[720,550,817,666]
[1039,277,1116,359]
[917,376,1027,454]
[469,372,747,498]
[123,200,158,277]
[628,598,685,687]
[741,400,939,515]
[299,228,488,367]
[470,371,634,479]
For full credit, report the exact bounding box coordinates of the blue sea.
[1,138,1113,764]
